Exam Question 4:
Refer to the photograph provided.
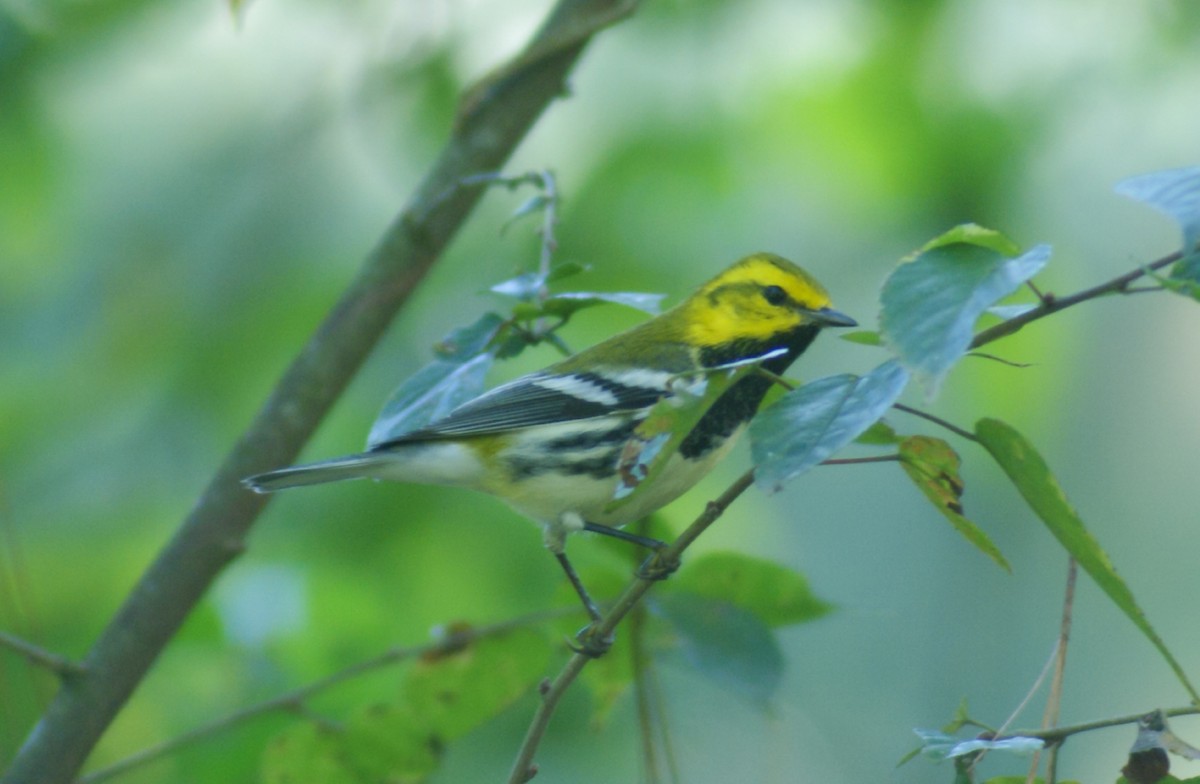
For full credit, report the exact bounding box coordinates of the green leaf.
[367,353,494,447]
[343,703,441,782]
[579,628,633,727]
[1115,165,1200,252]
[899,436,1010,571]
[491,271,546,301]
[913,728,1043,760]
[669,551,833,627]
[261,629,552,783]
[880,239,1050,396]
[368,312,508,446]
[750,359,910,492]
[655,591,783,708]
[975,418,1199,701]
[432,312,507,360]
[609,352,777,509]
[856,419,901,445]
[262,723,368,784]
[542,290,666,317]
[942,696,972,734]
[1161,252,1200,302]
[490,261,589,301]
[401,628,551,741]
[545,260,589,283]
[1174,252,1200,282]
[916,223,1023,257]
[500,193,551,234]
[840,330,882,346]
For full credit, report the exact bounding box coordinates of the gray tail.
[242,454,384,493]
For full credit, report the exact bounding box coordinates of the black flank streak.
[545,418,639,451]
[508,449,623,481]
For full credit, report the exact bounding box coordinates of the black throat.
[679,325,822,459]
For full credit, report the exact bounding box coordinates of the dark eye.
[762,285,788,306]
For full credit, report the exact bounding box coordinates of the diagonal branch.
[1,3,641,783]
[507,469,756,783]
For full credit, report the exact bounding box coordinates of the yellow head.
[682,252,855,348]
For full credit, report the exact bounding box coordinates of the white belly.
[495,423,743,530]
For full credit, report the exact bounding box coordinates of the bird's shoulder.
[372,366,673,446]
[374,319,699,446]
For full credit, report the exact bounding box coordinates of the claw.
[636,551,681,581]
[568,624,615,658]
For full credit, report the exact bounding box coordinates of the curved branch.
[1,3,641,783]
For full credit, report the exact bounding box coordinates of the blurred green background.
[2,0,1199,781]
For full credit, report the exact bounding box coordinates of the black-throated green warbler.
[244,253,854,624]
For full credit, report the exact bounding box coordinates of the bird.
[244,252,855,638]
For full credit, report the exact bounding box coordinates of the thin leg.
[582,522,666,551]
[582,522,679,581]
[555,551,602,623]
[554,551,614,657]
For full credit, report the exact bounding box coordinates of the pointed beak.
[810,307,858,328]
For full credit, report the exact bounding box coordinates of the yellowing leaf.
[402,628,551,741]
[899,436,1010,571]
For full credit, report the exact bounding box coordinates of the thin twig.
[507,469,756,782]
[970,250,1181,349]
[1042,557,1077,784]
[0,631,85,679]
[1004,704,1200,745]
[753,366,796,391]
[653,656,681,784]
[629,604,660,784]
[966,351,1032,368]
[536,169,559,288]
[996,640,1061,741]
[967,638,1060,781]
[75,609,573,784]
[822,455,901,466]
[892,403,978,442]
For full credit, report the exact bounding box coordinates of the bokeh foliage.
[2,1,1200,782]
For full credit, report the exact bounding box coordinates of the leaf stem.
[753,367,796,391]
[0,631,85,679]
[536,170,559,293]
[892,403,978,442]
[822,455,901,466]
